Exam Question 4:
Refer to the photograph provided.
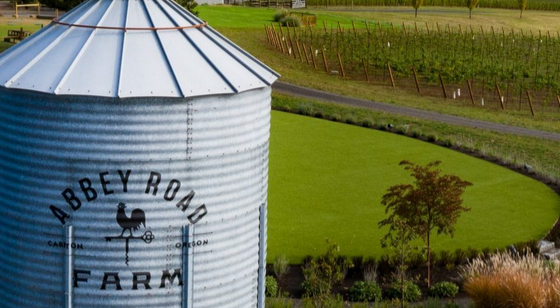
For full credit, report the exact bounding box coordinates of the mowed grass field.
[268,110,560,262]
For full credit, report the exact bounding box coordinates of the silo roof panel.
[0,0,279,98]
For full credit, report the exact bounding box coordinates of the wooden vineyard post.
[275,30,283,51]
[352,20,356,36]
[362,58,370,82]
[439,74,447,98]
[278,22,285,37]
[526,90,536,116]
[412,67,420,93]
[265,25,271,44]
[495,84,505,110]
[310,45,318,69]
[277,31,286,54]
[337,21,342,33]
[337,52,346,77]
[557,95,560,111]
[271,24,279,50]
[387,63,395,87]
[467,80,475,106]
[302,44,310,65]
[289,38,297,59]
[322,49,329,72]
[296,41,303,62]
[323,21,327,33]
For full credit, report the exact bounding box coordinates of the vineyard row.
[265,21,560,116]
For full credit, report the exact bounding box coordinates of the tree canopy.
[379,160,472,287]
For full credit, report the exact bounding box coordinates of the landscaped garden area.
[195,4,560,306]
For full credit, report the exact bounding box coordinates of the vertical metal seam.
[117,0,131,98]
[164,0,275,86]
[157,0,238,93]
[182,224,194,308]
[3,0,100,89]
[257,204,266,308]
[140,0,184,97]
[187,100,192,160]
[65,225,74,308]
[54,0,117,94]
[181,225,186,308]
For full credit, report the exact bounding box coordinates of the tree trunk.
[427,231,431,288]
[520,10,523,19]
[469,9,472,19]
[415,8,418,18]
[400,244,405,308]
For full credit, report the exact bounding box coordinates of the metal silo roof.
[0,0,279,98]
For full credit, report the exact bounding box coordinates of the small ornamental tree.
[379,160,472,288]
[411,0,423,18]
[380,219,418,308]
[519,0,528,18]
[466,0,480,19]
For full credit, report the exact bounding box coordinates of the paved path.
[272,81,560,142]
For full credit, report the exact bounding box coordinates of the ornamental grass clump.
[461,251,560,308]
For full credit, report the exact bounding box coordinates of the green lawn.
[268,110,560,262]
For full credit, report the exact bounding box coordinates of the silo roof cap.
[0,0,279,98]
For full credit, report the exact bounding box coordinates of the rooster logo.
[106,202,154,266]
[117,202,146,237]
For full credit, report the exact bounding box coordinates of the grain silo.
[0,0,278,307]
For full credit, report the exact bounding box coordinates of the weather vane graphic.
[105,202,155,266]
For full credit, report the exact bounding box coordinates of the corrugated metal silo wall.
[0,86,270,307]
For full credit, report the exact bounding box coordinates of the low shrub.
[377,254,392,276]
[314,110,325,119]
[349,281,382,302]
[281,15,302,27]
[302,255,313,266]
[361,118,374,128]
[438,250,453,267]
[453,248,467,265]
[481,247,492,259]
[466,247,480,261]
[427,133,439,142]
[265,297,293,308]
[409,251,425,269]
[462,251,560,308]
[344,115,357,125]
[273,254,290,283]
[273,9,289,22]
[428,281,459,298]
[266,275,278,297]
[384,281,422,302]
[302,295,344,308]
[329,113,342,122]
[350,255,364,275]
[409,128,422,138]
[298,103,314,116]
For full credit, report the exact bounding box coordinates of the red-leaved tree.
[379,160,472,288]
